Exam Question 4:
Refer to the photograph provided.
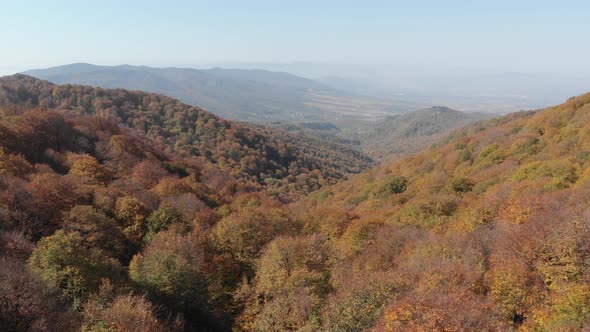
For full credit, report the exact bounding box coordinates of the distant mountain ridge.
[24,63,417,124]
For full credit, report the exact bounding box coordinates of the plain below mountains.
[23,63,421,125]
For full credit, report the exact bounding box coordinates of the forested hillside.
[0,75,372,200]
[0,97,242,330]
[242,92,590,331]
[3,72,590,331]
[0,74,370,331]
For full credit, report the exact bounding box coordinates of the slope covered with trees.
[0,74,374,331]
[0,100,239,330]
[0,75,372,200]
[3,72,590,331]
[233,92,590,331]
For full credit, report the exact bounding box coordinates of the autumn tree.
[61,205,126,259]
[240,235,331,331]
[0,257,80,331]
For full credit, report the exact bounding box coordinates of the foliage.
[212,204,295,270]
[82,285,176,332]
[448,176,475,193]
[62,205,126,259]
[128,228,216,329]
[28,231,124,310]
[145,205,182,239]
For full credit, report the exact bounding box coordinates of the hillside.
[0,75,373,200]
[258,92,590,331]
[0,95,252,330]
[4,74,590,331]
[354,106,490,159]
[24,64,419,124]
[0,75,374,331]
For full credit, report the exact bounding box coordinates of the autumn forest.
[2,71,590,332]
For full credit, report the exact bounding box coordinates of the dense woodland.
[2,73,590,331]
[0,75,372,201]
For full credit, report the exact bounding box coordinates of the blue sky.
[1,0,590,75]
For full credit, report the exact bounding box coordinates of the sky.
[1,0,590,75]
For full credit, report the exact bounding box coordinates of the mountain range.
[24,63,422,125]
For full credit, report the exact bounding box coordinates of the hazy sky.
[1,0,590,75]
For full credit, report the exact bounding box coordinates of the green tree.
[374,175,408,198]
[448,177,475,193]
[28,231,124,310]
[145,205,182,240]
[129,229,210,326]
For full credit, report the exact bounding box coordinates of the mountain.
[354,106,491,159]
[23,63,420,125]
[0,74,373,200]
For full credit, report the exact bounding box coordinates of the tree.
[25,172,87,238]
[83,288,176,332]
[0,257,80,331]
[62,205,126,259]
[129,228,213,329]
[28,231,124,310]
[131,160,169,188]
[489,265,535,324]
[114,196,151,246]
[243,235,331,331]
[374,175,408,198]
[254,235,331,299]
[0,148,33,178]
[145,205,182,240]
[19,110,76,162]
[448,176,475,193]
[212,206,294,271]
[68,154,114,184]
